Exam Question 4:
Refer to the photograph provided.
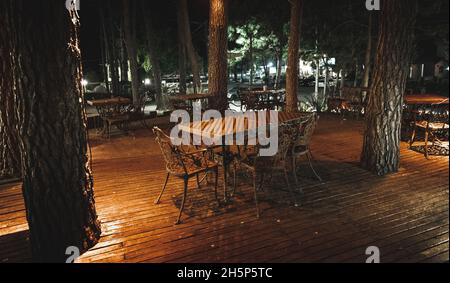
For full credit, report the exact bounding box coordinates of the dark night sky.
[78,0,449,77]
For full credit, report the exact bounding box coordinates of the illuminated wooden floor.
[0,114,448,263]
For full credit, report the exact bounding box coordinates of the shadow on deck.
[0,114,448,263]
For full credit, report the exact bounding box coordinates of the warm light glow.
[81,79,88,86]
[144,78,151,86]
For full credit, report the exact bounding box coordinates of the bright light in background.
[267,62,274,68]
[81,79,88,87]
[144,78,151,86]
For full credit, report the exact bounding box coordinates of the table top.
[404,94,449,105]
[178,111,305,139]
[86,97,131,107]
[240,89,285,96]
[168,93,214,101]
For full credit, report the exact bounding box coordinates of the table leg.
[222,144,230,202]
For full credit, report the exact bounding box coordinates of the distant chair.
[291,113,322,186]
[153,127,219,224]
[410,103,449,159]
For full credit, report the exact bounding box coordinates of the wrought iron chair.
[153,127,219,224]
[409,103,449,159]
[291,113,322,186]
[237,123,299,218]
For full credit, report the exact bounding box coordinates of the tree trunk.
[119,27,129,82]
[208,0,229,112]
[100,2,120,95]
[180,0,202,93]
[0,2,20,179]
[123,0,140,108]
[285,0,303,113]
[362,13,373,100]
[142,1,163,109]
[361,0,417,176]
[249,35,254,87]
[275,51,283,89]
[9,0,101,262]
[177,5,187,94]
[315,59,320,94]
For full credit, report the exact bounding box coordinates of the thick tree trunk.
[285,0,303,113]
[0,2,20,179]
[208,0,229,112]
[142,1,163,109]
[361,0,417,176]
[9,1,101,262]
[177,5,187,94]
[180,0,202,93]
[123,0,140,108]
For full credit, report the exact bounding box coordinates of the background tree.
[208,0,229,111]
[8,0,101,261]
[142,0,163,109]
[285,0,303,113]
[123,0,140,107]
[179,0,202,93]
[361,0,418,175]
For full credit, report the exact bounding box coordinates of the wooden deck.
[0,114,448,263]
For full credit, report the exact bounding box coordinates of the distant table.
[168,93,213,102]
[86,97,132,137]
[404,94,449,105]
[169,93,213,110]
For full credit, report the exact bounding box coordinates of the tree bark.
[142,1,163,109]
[123,0,140,108]
[361,0,417,176]
[0,2,20,179]
[100,1,120,95]
[177,5,187,94]
[275,51,283,89]
[9,0,101,262]
[208,0,229,112]
[285,0,303,113]
[362,13,373,100]
[180,0,202,93]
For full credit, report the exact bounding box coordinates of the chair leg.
[196,173,201,189]
[292,154,302,194]
[410,126,417,148]
[155,173,170,204]
[424,130,429,159]
[307,151,322,182]
[253,173,260,219]
[176,177,189,225]
[214,168,219,203]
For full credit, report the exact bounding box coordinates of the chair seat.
[415,121,449,130]
[292,145,308,155]
[167,156,218,176]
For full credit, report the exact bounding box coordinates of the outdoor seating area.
[0,0,448,269]
[1,114,448,263]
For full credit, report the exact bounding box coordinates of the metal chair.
[291,113,322,186]
[153,127,220,224]
[410,103,449,159]
[237,123,299,218]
